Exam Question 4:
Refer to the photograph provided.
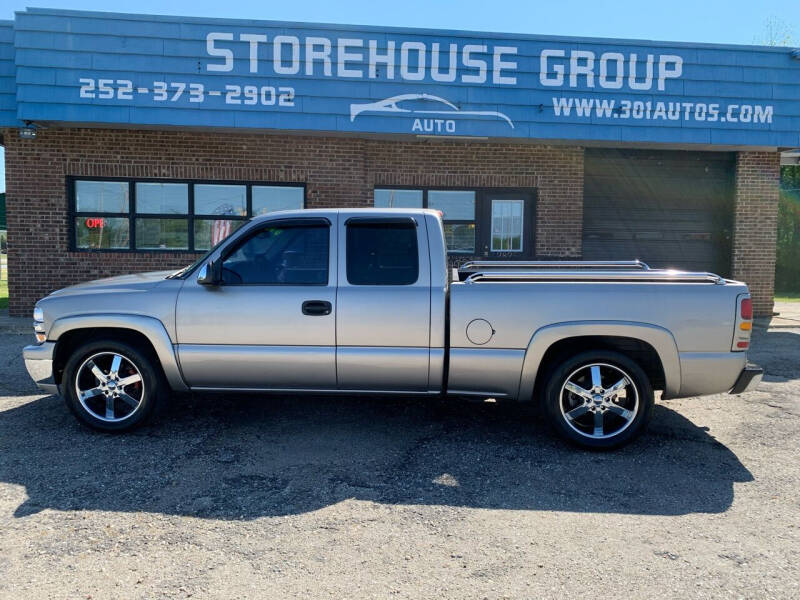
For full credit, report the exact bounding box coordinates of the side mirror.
[197,260,221,286]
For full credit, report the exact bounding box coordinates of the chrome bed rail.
[463,269,725,285]
[459,259,651,272]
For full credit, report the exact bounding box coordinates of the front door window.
[221,223,329,285]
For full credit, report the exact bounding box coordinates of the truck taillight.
[732,294,752,352]
[740,298,752,320]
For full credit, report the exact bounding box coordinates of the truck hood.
[48,270,175,297]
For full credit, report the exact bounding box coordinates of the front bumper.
[729,363,763,395]
[23,342,59,394]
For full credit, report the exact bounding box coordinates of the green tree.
[754,17,799,292]
[777,166,800,292]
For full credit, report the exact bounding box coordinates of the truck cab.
[175,209,447,393]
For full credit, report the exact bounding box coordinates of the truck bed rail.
[459,259,651,273]
[463,269,725,285]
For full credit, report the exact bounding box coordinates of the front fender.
[517,320,681,402]
[49,314,189,392]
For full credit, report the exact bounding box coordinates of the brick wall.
[732,151,780,317]
[2,127,584,316]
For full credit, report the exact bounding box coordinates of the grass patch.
[775,294,800,303]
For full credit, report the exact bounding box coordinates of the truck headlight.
[33,306,46,343]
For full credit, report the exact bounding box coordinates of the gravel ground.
[0,324,798,599]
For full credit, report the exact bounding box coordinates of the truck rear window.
[346,222,419,285]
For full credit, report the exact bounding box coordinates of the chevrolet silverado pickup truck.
[23,208,762,448]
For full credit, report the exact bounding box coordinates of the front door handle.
[302,300,332,316]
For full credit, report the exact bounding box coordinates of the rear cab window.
[346,219,419,285]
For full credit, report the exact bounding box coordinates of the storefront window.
[135,183,188,214]
[74,216,130,249]
[373,189,423,208]
[429,190,476,253]
[194,184,247,216]
[372,188,534,256]
[252,186,305,215]
[75,181,129,213]
[70,179,304,252]
[374,189,477,253]
[135,218,189,250]
[443,223,476,253]
[428,190,475,220]
[193,219,246,251]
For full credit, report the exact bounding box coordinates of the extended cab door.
[175,216,337,389]
[336,215,432,391]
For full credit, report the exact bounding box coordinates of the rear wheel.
[62,339,164,432]
[543,350,654,449]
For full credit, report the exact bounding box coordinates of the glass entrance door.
[477,191,536,259]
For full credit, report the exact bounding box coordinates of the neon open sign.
[85,217,105,228]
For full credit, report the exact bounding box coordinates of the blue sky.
[0,0,798,193]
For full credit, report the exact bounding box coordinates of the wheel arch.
[518,321,681,402]
[49,314,188,392]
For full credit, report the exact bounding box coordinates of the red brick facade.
[2,127,780,318]
[732,151,781,317]
[2,127,584,316]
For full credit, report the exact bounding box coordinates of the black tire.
[61,338,165,432]
[543,350,654,450]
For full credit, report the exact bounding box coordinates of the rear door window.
[346,220,419,285]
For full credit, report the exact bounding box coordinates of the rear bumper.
[729,364,763,395]
[23,342,59,395]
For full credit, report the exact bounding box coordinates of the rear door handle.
[302,300,332,316]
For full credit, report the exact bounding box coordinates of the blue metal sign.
[2,8,800,147]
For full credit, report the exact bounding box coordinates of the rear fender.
[517,321,681,401]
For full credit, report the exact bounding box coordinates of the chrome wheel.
[74,352,145,423]
[559,362,639,440]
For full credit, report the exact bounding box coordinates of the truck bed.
[446,262,746,401]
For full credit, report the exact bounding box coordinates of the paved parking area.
[0,319,798,599]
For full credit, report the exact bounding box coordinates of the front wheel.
[62,339,164,432]
[543,351,654,449]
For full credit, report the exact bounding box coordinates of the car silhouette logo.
[350,93,514,129]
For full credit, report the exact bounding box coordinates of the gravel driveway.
[0,321,798,599]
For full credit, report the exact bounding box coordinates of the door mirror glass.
[197,261,220,286]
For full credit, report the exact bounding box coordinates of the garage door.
[582,149,735,276]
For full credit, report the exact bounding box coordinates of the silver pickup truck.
[23,208,762,448]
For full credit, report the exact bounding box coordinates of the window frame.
[67,176,306,253]
[372,186,537,256]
